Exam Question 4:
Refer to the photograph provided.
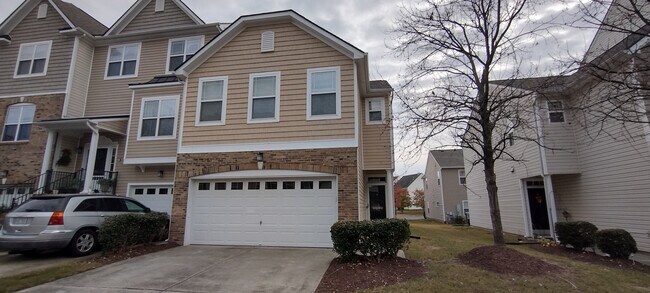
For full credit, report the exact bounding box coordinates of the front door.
[369,185,387,219]
[527,187,550,236]
[93,148,108,176]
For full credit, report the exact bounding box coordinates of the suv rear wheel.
[67,229,97,257]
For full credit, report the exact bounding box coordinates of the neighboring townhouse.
[0,0,106,201]
[394,173,423,210]
[463,5,650,251]
[0,0,395,248]
[423,149,468,222]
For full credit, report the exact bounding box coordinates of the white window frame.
[2,103,35,142]
[248,71,281,123]
[104,42,141,80]
[366,97,385,124]
[547,100,565,123]
[306,66,341,120]
[458,169,466,185]
[195,76,228,126]
[137,96,179,141]
[14,40,52,78]
[166,36,204,73]
[437,170,441,185]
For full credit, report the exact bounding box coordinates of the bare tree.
[392,0,556,245]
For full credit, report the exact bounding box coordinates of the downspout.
[533,98,558,239]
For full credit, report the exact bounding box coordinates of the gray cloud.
[0,0,598,175]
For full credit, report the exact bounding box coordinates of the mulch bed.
[458,245,562,276]
[315,257,428,293]
[531,245,650,274]
[81,242,178,267]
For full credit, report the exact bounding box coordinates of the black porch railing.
[0,169,118,209]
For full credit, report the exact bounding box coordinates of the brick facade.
[0,94,64,184]
[170,147,359,243]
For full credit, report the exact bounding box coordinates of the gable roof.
[105,0,204,36]
[0,0,107,35]
[175,10,366,78]
[430,149,464,168]
[395,173,422,189]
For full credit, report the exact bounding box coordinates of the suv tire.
[67,229,97,257]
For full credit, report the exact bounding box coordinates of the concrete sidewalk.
[20,246,335,293]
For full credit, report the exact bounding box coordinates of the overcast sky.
[0,0,599,177]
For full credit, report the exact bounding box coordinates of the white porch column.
[386,169,396,218]
[37,130,56,192]
[543,175,559,239]
[82,127,99,194]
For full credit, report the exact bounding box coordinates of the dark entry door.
[369,185,386,219]
[93,148,108,176]
[527,187,550,234]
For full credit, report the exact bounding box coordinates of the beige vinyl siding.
[121,0,196,34]
[98,120,128,135]
[361,95,392,170]
[84,33,213,116]
[539,97,580,174]
[464,121,543,236]
[182,22,355,146]
[126,86,182,159]
[0,2,74,97]
[551,84,650,252]
[441,168,468,217]
[65,38,94,117]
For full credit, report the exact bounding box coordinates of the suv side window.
[74,198,102,212]
[101,198,125,212]
[123,199,147,212]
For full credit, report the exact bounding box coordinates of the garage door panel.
[188,176,338,248]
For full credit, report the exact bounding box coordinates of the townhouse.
[0,0,394,248]
[464,5,650,251]
[423,149,468,222]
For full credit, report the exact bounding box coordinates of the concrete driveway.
[20,246,336,293]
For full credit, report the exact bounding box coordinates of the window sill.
[0,140,30,145]
[13,73,46,79]
[104,74,138,80]
[195,121,226,126]
[307,114,341,121]
[136,135,176,141]
[247,118,279,124]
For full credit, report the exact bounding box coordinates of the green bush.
[330,219,410,261]
[450,215,466,225]
[596,229,638,259]
[555,221,598,251]
[99,212,169,252]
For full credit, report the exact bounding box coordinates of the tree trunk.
[483,156,505,245]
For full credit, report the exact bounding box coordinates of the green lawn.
[0,262,97,293]
[367,220,650,293]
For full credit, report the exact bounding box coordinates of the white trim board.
[191,170,337,180]
[178,138,357,153]
[105,0,204,36]
[123,157,177,165]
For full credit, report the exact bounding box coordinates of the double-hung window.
[105,43,140,78]
[15,41,52,77]
[2,104,35,142]
[139,97,177,139]
[196,76,227,125]
[366,97,385,124]
[307,67,340,119]
[248,72,280,123]
[167,36,203,72]
[458,170,466,185]
[548,101,565,123]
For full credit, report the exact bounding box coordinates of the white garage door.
[128,184,174,215]
[186,173,338,248]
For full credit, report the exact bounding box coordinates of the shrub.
[555,221,598,251]
[99,212,169,252]
[450,215,466,225]
[330,219,410,261]
[596,229,638,259]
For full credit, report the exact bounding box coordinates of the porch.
[0,116,128,207]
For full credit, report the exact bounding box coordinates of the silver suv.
[0,194,152,256]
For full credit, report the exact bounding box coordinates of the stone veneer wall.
[170,147,359,243]
[0,94,64,184]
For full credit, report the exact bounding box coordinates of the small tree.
[394,184,410,212]
[412,189,425,209]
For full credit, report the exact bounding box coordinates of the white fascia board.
[129,81,183,89]
[176,10,365,78]
[178,138,357,154]
[123,157,177,165]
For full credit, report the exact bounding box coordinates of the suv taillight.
[48,211,64,225]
